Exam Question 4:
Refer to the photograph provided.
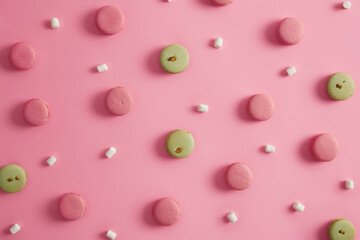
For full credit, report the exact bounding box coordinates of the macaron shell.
[311,134,339,161]
[227,162,253,190]
[160,44,189,74]
[24,98,51,126]
[278,17,304,45]
[327,73,355,101]
[59,193,87,221]
[153,198,181,226]
[165,129,195,158]
[328,219,356,240]
[106,87,133,116]
[10,42,37,70]
[248,94,275,121]
[213,0,233,5]
[0,164,27,193]
[96,5,124,35]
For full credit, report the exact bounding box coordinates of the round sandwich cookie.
[165,129,195,158]
[227,162,253,190]
[248,94,275,121]
[96,5,125,35]
[310,133,339,162]
[24,98,51,126]
[10,42,37,70]
[328,219,355,240]
[59,193,87,221]
[106,87,133,116]
[278,17,304,45]
[0,164,27,193]
[153,198,181,226]
[160,44,189,74]
[213,0,233,5]
[327,73,355,101]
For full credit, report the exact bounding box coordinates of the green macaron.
[166,129,195,158]
[160,44,189,74]
[0,164,27,193]
[328,219,356,240]
[327,73,355,101]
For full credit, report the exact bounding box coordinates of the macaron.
[106,87,133,116]
[10,42,37,70]
[96,5,124,35]
[59,193,87,221]
[227,162,253,190]
[24,98,51,126]
[212,0,233,5]
[248,94,275,121]
[160,44,189,74]
[165,129,195,158]
[310,134,339,161]
[0,164,27,193]
[153,198,181,226]
[328,219,356,240]
[278,17,304,45]
[327,73,355,101]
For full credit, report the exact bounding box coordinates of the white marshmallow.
[214,37,223,49]
[168,0,173,2]
[346,180,354,189]
[343,1,351,8]
[105,147,116,159]
[227,212,238,223]
[265,145,276,153]
[197,104,209,113]
[286,66,296,76]
[293,202,305,212]
[97,64,108,73]
[106,230,117,240]
[51,18,60,29]
[10,224,20,234]
[46,156,57,166]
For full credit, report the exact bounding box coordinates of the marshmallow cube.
[346,180,354,189]
[265,145,276,153]
[168,0,173,2]
[293,202,305,212]
[106,230,117,240]
[10,224,20,234]
[46,156,57,166]
[197,104,209,113]
[227,212,238,223]
[343,1,351,8]
[105,147,117,159]
[51,18,60,29]
[214,37,223,48]
[97,64,108,73]
[286,66,296,76]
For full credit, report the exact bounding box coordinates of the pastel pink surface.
[248,94,275,121]
[59,193,87,221]
[278,17,304,45]
[96,6,124,35]
[106,87,133,115]
[153,198,181,226]
[212,0,233,5]
[9,42,37,70]
[310,134,339,162]
[227,162,253,190]
[23,98,51,126]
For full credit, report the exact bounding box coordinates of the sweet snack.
[227,212,238,223]
[226,162,253,190]
[248,94,275,121]
[51,18,60,29]
[160,44,189,74]
[0,164,27,193]
[328,219,355,240]
[293,201,305,212]
[214,37,223,48]
[106,230,117,240]
[46,156,57,166]
[345,180,354,189]
[165,129,195,158]
[9,224,21,234]
[278,17,304,45]
[310,134,339,161]
[59,193,87,221]
[106,87,133,116]
[197,104,209,112]
[97,63,108,72]
[327,73,355,101]
[265,145,276,153]
[153,198,181,226]
[10,42,37,70]
[212,0,233,5]
[286,66,296,76]
[343,1,351,9]
[105,147,116,158]
[96,5,124,35]
[24,98,51,126]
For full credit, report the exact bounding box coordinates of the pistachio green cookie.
[166,129,195,158]
[0,164,27,193]
[327,73,355,101]
[160,44,189,74]
[328,219,356,240]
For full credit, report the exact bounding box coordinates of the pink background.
[0,0,359,239]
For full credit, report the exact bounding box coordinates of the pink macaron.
[23,98,51,126]
[59,193,87,221]
[248,94,275,121]
[227,162,253,190]
[153,198,181,226]
[310,134,339,162]
[96,5,125,35]
[10,42,37,70]
[278,17,304,45]
[212,0,233,5]
[106,87,133,116]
